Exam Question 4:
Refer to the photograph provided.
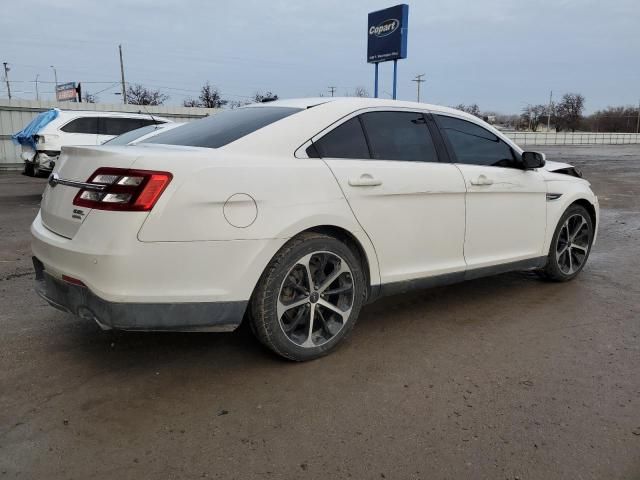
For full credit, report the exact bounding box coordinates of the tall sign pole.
[374,63,379,98]
[367,4,409,100]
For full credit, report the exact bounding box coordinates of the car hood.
[543,160,573,172]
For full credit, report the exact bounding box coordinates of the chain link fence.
[506,131,640,146]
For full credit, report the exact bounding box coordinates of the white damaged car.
[17,109,169,176]
[32,98,598,360]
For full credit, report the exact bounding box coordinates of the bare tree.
[228,99,252,109]
[183,98,200,107]
[199,82,227,108]
[521,104,547,132]
[584,105,640,132]
[126,84,169,106]
[183,82,227,108]
[554,93,585,132]
[254,91,278,103]
[453,103,481,118]
[353,86,369,98]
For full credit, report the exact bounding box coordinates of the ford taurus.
[32,98,598,361]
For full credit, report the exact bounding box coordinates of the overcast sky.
[2,0,638,113]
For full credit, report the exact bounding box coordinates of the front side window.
[312,117,370,159]
[360,111,438,162]
[436,115,517,167]
[60,117,99,134]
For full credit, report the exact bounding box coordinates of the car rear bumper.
[33,257,247,332]
[25,151,59,173]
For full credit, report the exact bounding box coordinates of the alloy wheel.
[277,251,354,348]
[555,213,591,275]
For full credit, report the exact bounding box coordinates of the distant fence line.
[0,99,218,170]
[506,131,640,146]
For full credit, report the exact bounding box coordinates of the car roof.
[54,109,171,121]
[229,97,521,156]
[248,97,482,123]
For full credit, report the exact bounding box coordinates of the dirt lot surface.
[1,145,638,479]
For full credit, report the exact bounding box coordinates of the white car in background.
[20,110,169,176]
[103,122,185,146]
[31,98,598,361]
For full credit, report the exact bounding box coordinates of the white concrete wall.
[0,99,218,170]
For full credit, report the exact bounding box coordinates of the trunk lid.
[40,146,139,238]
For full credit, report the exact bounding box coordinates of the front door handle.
[470,175,494,186]
[348,173,382,187]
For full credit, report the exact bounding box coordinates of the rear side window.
[436,115,516,167]
[312,117,370,159]
[143,107,302,148]
[99,117,159,136]
[360,112,438,162]
[60,117,99,134]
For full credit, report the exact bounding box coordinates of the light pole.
[50,65,58,101]
[35,74,40,100]
[2,62,11,99]
[412,74,425,102]
[547,90,553,131]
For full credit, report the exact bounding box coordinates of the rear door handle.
[470,175,494,186]
[348,173,382,187]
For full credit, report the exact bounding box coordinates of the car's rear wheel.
[24,162,35,177]
[250,232,366,361]
[541,204,594,281]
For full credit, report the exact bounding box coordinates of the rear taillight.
[73,167,172,211]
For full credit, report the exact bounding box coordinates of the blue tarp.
[11,109,59,150]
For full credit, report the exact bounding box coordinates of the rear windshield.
[142,107,302,148]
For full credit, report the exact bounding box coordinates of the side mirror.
[521,151,546,169]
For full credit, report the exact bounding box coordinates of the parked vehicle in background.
[31,98,598,361]
[13,109,169,176]
[103,122,185,146]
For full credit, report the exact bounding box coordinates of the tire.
[250,232,366,361]
[541,204,594,282]
[24,162,35,177]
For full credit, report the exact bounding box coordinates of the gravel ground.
[0,145,638,479]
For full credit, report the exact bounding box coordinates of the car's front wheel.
[542,204,594,281]
[250,232,366,361]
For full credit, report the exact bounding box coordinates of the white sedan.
[32,98,598,361]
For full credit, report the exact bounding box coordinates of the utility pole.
[35,74,40,100]
[547,90,553,131]
[412,74,425,102]
[3,62,11,99]
[119,44,127,104]
[636,99,640,134]
[328,86,336,97]
[50,66,58,101]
